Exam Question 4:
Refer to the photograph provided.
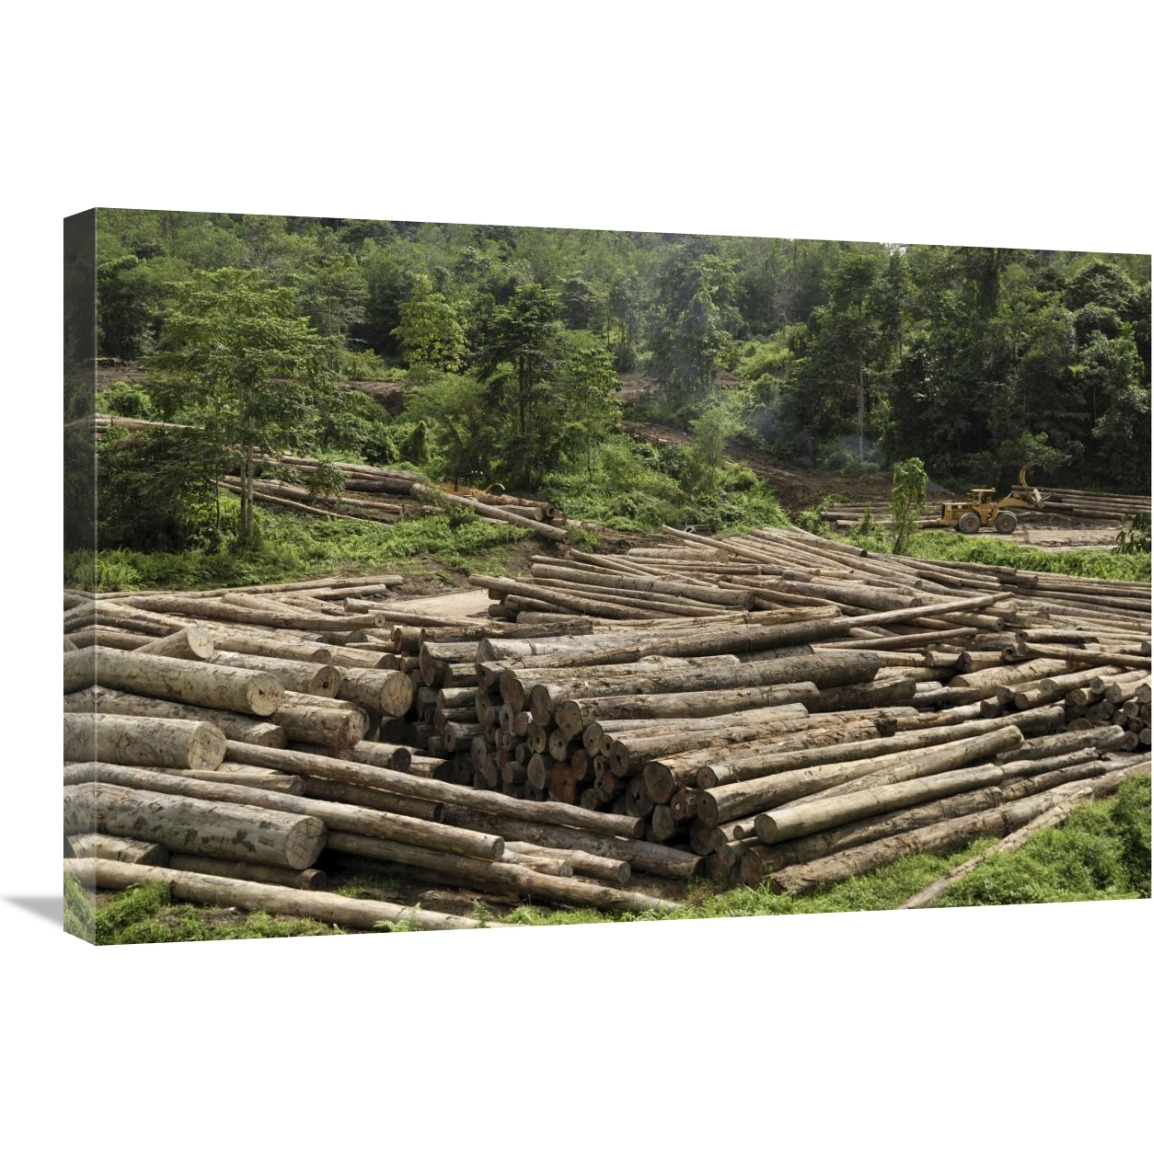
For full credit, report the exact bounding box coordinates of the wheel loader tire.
[957,512,981,535]
[994,511,1018,534]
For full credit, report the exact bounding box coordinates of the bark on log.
[221,741,644,838]
[64,763,503,861]
[65,646,284,716]
[740,752,1108,882]
[166,854,327,890]
[446,802,702,878]
[63,713,227,771]
[553,681,822,740]
[208,651,343,696]
[326,831,677,913]
[163,767,304,793]
[64,780,326,868]
[136,627,215,661]
[772,762,1151,896]
[62,687,287,748]
[755,750,1024,846]
[64,856,485,931]
[702,724,1025,828]
[67,832,170,866]
[270,698,369,748]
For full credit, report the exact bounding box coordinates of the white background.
[3,4,1150,1149]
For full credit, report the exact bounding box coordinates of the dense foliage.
[94,212,1149,496]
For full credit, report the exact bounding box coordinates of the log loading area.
[64,525,1151,933]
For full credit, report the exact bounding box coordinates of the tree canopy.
[91,210,1150,523]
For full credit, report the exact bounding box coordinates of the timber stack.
[242,452,572,542]
[63,575,682,927]
[64,524,1150,924]
[1008,486,1151,522]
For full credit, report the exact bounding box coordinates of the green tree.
[554,331,622,480]
[147,268,338,544]
[393,275,468,379]
[475,283,565,489]
[648,238,739,406]
[890,457,927,555]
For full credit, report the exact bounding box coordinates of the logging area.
[64,214,1152,941]
[64,521,1152,939]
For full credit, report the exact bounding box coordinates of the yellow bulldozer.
[937,466,1045,535]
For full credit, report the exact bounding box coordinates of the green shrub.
[63,872,96,943]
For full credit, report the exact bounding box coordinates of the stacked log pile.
[443,525,1149,889]
[240,453,572,542]
[64,525,1151,925]
[63,577,681,927]
[1009,486,1151,521]
[818,500,944,530]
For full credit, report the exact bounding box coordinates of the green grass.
[63,872,96,943]
[89,881,347,944]
[65,510,531,592]
[905,531,1151,581]
[934,773,1150,906]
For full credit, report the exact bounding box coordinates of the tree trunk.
[67,832,169,866]
[136,627,215,661]
[65,646,284,716]
[64,780,326,869]
[64,687,287,747]
[701,724,1024,828]
[64,857,486,931]
[327,830,679,913]
[64,763,503,861]
[63,712,227,771]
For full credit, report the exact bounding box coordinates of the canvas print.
[62,209,1151,944]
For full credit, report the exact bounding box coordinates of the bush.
[936,774,1151,906]
[101,379,156,419]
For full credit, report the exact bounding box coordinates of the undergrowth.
[65,511,530,591]
[89,882,345,944]
[935,773,1151,905]
[542,435,790,535]
[905,531,1151,581]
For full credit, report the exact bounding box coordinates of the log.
[209,651,343,696]
[772,762,1151,896]
[164,767,305,793]
[300,777,444,822]
[327,831,679,913]
[221,741,645,838]
[62,687,287,748]
[755,752,1024,846]
[67,833,170,866]
[211,634,334,664]
[136,627,215,661]
[62,713,227,771]
[412,483,569,540]
[553,681,822,740]
[64,763,503,861]
[702,724,1025,828]
[270,697,368,748]
[738,752,1110,882]
[166,854,327,890]
[64,780,326,868]
[64,857,485,931]
[331,666,416,717]
[65,647,284,716]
